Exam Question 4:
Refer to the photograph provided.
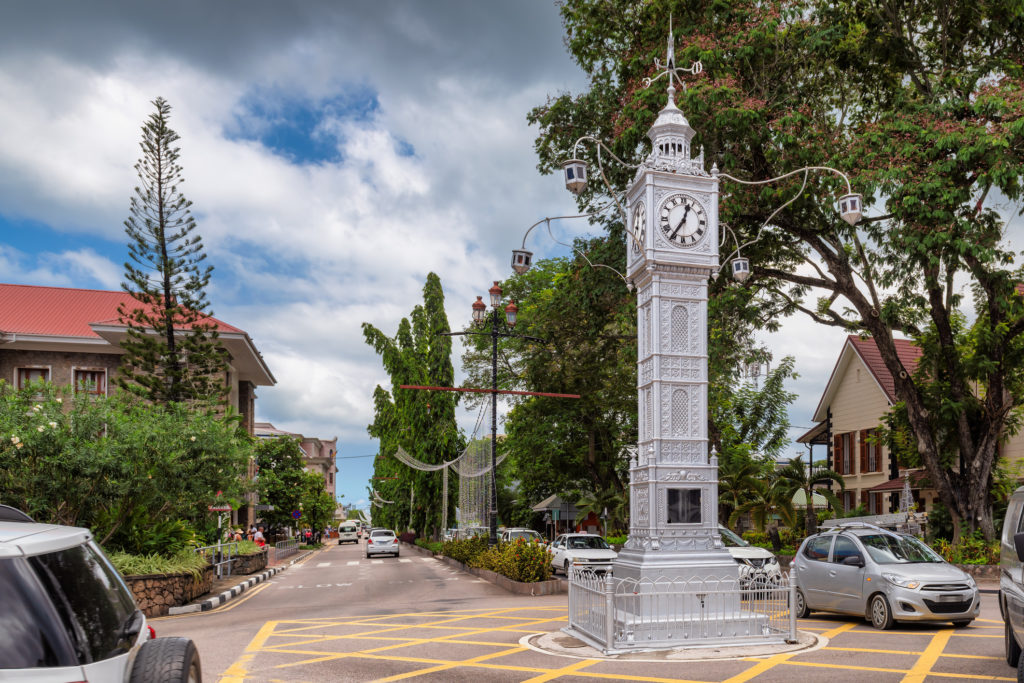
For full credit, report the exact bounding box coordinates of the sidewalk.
[167,544,324,615]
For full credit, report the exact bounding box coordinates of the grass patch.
[108,549,208,579]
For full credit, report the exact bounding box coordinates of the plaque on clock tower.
[612,78,740,585]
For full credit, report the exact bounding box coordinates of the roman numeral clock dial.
[631,202,646,254]
[659,194,707,247]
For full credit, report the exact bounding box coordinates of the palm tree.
[575,487,627,536]
[777,455,845,536]
[718,455,767,531]
[728,475,796,532]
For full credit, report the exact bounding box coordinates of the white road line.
[372,559,384,564]
[399,559,412,563]
[317,562,331,567]
[347,560,359,566]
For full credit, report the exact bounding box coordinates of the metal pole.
[604,571,615,651]
[490,307,499,547]
[788,576,798,643]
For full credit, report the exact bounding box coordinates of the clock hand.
[669,205,691,240]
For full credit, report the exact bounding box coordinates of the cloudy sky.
[0,1,893,515]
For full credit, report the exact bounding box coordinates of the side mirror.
[842,554,865,568]
[1014,532,1024,562]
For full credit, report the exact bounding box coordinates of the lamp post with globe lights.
[446,282,544,547]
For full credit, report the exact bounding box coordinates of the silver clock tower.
[612,75,739,585]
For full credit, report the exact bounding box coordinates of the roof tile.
[0,283,243,338]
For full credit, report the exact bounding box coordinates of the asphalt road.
[155,540,1018,682]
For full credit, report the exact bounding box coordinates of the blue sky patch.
[227,86,382,164]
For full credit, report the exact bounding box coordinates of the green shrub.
[235,540,263,554]
[415,538,442,553]
[107,548,208,579]
[605,535,627,546]
[934,532,999,565]
[441,535,488,564]
[469,539,553,582]
[104,516,201,556]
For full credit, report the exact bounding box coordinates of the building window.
[74,369,106,396]
[842,433,852,475]
[843,490,855,513]
[16,367,49,390]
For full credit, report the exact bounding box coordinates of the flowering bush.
[441,535,487,564]
[469,539,553,583]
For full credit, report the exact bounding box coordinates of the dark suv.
[0,505,202,682]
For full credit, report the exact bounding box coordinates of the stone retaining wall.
[232,549,268,575]
[124,564,214,617]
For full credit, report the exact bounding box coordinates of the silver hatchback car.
[793,523,979,630]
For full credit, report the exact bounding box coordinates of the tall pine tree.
[117,97,227,405]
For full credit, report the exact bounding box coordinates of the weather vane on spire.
[643,14,702,100]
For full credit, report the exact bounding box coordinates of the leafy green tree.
[533,0,1024,540]
[363,273,462,538]
[299,471,336,536]
[117,97,227,405]
[463,243,636,519]
[0,381,251,550]
[777,455,845,536]
[255,436,307,532]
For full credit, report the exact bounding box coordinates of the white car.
[501,528,543,544]
[366,529,399,557]
[550,533,617,575]
[718,526,782,586]
[337,522,359,544]
[0,505,201,682]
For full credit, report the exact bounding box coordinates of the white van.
[338,522,359,544]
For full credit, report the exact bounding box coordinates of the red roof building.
[798,335,927,516]
[0,282,275,433]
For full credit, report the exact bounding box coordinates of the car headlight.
[765,556,778,565]
[964,574,976,588]
[882,573,920,590]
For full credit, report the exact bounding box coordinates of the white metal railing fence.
[274,538,300,561]
[195,541,238,580]
[567,569,798,653]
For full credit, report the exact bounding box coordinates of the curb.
[167,548,317,615]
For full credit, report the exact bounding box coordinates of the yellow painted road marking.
[370,645,528,682]
[900,628,952,683]
[519,656,597,683]
[207,581,272,613]
[219,620,279,683]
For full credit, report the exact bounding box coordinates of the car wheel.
[130,637,202,683]
[870,594,895,630]
[794,588,811,618]
[563,560,570,577]
[1007,621,1022,667]
[952,619,973,628]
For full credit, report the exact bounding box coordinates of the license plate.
[938,594,960,602]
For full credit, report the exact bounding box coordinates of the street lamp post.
[459,282,543,546]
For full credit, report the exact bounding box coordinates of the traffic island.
[524,628,823,661]
[400,542,564,595]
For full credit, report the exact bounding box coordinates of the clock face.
[631,202,646,254]
[659,194,707,247]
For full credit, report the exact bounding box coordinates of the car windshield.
[718,528,749,548]
[859,533,943,564]
[508,531,540,542]
[568,536,609,550]
[370,531,394,539]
